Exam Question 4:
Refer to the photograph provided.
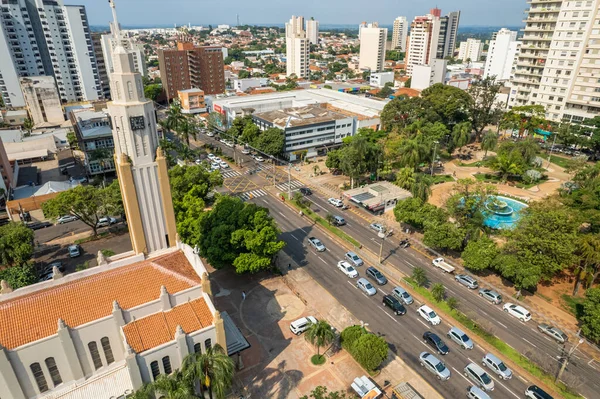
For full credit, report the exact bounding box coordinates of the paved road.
[201,132,600,399]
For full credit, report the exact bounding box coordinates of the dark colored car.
[299,187,312,195]
[423,331,449,355]
[382,295,406,315]
[366,266,387,285]
[27,221,52,230]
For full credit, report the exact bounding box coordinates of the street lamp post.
[288,163,292,199]
[378,231,386,264]
[556,338,584,383]
[546,132,558,170]
[431,140,439,176]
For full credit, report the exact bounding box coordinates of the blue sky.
[67,0,526,27]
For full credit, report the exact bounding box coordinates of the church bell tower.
[107,0,177,254]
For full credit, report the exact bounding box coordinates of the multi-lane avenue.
[196,134,600,399]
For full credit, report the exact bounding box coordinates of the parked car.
[337,261,358,278]
[392,286,414,305]
[382,295,406,315]
[464,363,494,392]
[241,148,251,155]
[503,303,531,322]
[447,326,474,350]
[332,216,346,226]
[213,156,222,163]
[254,156,265,162]
[482,353,512,380]
[290,316,317,335]
[432,257,455,273]
[417,305,441,325]
[206,131,215,137]
[419,352,450,380]
[423,331,449,355]
[525,385,553,399]
[68,244,81,258]
[210,162,221,170]
[478,288,502,304]
[219,161,228,168]
[357,278,377,296]
[57,214,79,224]
[328,198,343,207]
[455,274,479,289]
[345,251,363,267]
[299,187,312,195]
[97,217,117,227]
[467,386,491,399]
[195,159,202,165]
[207,153,216,160]
[369,223,386,233]
[41,261,65,277]
[366,266,387,285]
[27,221,52,230]
[308,237,326,252]
[538,323,568,343]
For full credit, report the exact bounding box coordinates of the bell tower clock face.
[130,116,145,131]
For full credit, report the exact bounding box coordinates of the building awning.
[222,311,250,355]
[8,148,49,162]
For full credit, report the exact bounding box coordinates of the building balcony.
[511,76,541,85]
[515,69,542,77]
[522,35,552,41]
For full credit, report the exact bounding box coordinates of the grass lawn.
[457,160,484,167]
[474,173,502,183]
[430,174,455,184]
[549,154,571,169]
[560,294,585,319]
[311,354,326,365]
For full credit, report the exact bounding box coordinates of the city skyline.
[65,0,526,28]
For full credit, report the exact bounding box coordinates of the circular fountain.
[485,197,514,216]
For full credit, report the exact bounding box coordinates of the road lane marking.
[493,376,520,399]
[405,261,415,268]
[278,211,286,217]
[348,281,357,289]
[478,309,490,317]
[497,321,507,329]
[522,338,537,348]
[377,306,401,324]
[452,366,471,383]
[318,256,327,264]
[417,319,430,329]
[518,375,528,383]
[379,288,387,295]
[290,234,299,241]
[542,335,552,342]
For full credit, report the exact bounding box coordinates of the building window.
[205,338,212,351]
[150,361,160,380]
[101,337,114,365]
[30,362,49,393]
[45,357,62,386]
[194,343,202,353]
[88,341,103,370]
[162,356,172,374]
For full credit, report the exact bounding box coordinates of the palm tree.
[573,235,600,296]
[395,167,415,190]
[431,283,446,302]
[490,152,523,182]
[412,267,428,287]
[304,320,336,359]
[411,174,433,202]
[451,122,471,153]
[177,117,198,147]
[481,130,498,158]
[325,213,335,226]
[399,139,427,171]
[164,103,186,137]
[181,344,234,399]
[150,371,197,399]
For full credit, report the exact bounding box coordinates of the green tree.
[66,130,78,151]
[398,138,428,171]
[376,84,393,99]
[461,236,498,272]
[394,198,446,230]
[176,116,198,147]
[325,213,335,226]
[447,297,459,311]
[411,173,433,202]
[144,84,163,101]
[304,320,336,358]
[394,167,415,190]
[573,234,600,296]
[300,386,347,399]
[581,288,600,343]
[241,122,260,144]
[500,105,547,138]
[0,222,34,267]
[481,130,498,158]
[340,325,366,350]
[164,102,186,136]
[351,333,388,371]
[423,221,466,252]
[181,344,235,399]
[253,127,284,156]
[421,84,472,129]
[42,183,122,236]
[449,121,472,153]
[467,76,504,141]
[489,151,524,181]
[149,371,195,399]
[0,263,37,289]
[412,267,428,287]
[431,283,446,302]
[22,118,34,134]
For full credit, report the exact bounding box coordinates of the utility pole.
[556,338,584,383]
[378,231,386,264]
[546,132,558,170]
[431,140,439,176]
[288,163,292,199]
[271,156,276,186]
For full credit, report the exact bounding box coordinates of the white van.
[464,363,494,392]
[290,316,317,335]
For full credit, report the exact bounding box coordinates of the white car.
[57,214,78,224]
[417,305,441,325]
[206,131,215,137]
[207,153,216,160]
[254,156,265,162]
[369,223,386,233]
[210,162,221,170]
[290,316,317,335]
[97,217,117,227]
[213,156,222,163]
[337,261,358,278]
[357,278,377,296]
[219,161,228,168]
[328,198,343,207]
[68,244,81,258]
[241,148,251,155]
[195,159,202,165]
[503,303,531,322]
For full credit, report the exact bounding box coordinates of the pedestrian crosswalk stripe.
[275,180,304,192]
[221,170,241,178]
[238,189,267,201]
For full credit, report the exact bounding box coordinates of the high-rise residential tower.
[406,13,441,76]
[391,16,408,51]
[101,30,146,77]
[437,10,461,59]
[306,18,319,45]
[0,0,102,107]
[358,22,387,72]
[510,0,600,123]
[458,38,484,62]
[484,28,521,81]
[285,15,309,77]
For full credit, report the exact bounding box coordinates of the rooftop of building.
[71,108,112,139]
[178,88,205,94]
[343,181,412,210]
[254,105,349,128]
[12,180,80,200]
[0,250,201,350]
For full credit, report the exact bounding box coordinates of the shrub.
[351,334,388,371]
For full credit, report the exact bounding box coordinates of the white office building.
[19,76,65,126]
[100,32,147,76]
[233,77,269,92]
[306,18,319,45]
[391,16,408,51]
[411,59,447,91]
[285,16,309,78]
[406,13,440,76]
[370,72,394,88]
[484,29,521,82]
[510,0,600,123]
[0,0,102,107]
[358,23,387,72]
[458,38,484,62]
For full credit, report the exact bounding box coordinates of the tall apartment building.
[20,76,65,126]
[306,18,319,45]
[458,38,484,62]
[358,22,387,72]
[101,32,146,77]
[0,0,102,107]
[437,10,461,59]
[158,42,225,100]
[285,15,309,77]
[484,28,521,81]
[391,16,408,51]
[510,0,600,123]
[91,32,111,99]
[406,13,441,76]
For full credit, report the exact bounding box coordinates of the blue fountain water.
[483,196,528,229]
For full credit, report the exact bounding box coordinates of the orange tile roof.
[393,88,421,98]
[0,251,200,349]
[123,297,213,353]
